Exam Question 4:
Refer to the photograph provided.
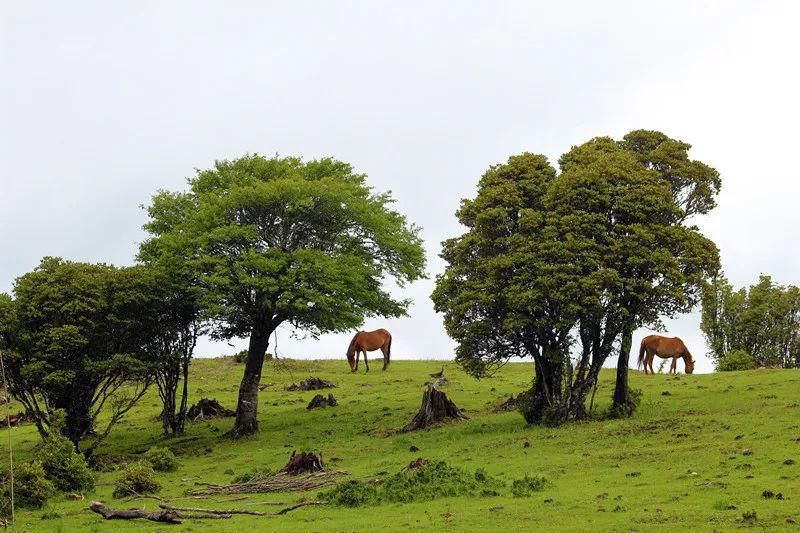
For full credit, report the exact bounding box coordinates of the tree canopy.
[140,154,426,436]
[701,274,800,369]
[0,258,165,452]
[432,131,720,424]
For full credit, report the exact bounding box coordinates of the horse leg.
[363,350,369,372]
[669,357,677,374]
[381,346,388,371]
[649,351,656,374]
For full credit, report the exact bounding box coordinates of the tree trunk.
[176,357,190,434]
[230,323,271,438]
[612,323,635,416]
[522,347,564,425]
[64,386,95,445]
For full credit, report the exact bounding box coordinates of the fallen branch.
[275,501,328,515]
[189,470,347,496]
[159,504,267,516]
[172,511,231,519]
[89,501,182,524]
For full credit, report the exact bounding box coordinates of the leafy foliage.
[1,258,168,451]
[34,418,95,492]
[432,131,720,424]
[718,349,755,372]
[1,461,56,511]
[701,275,800,368]
[320,479,379,507]
[141,154,426,436]
[511,474,550,497]
[113,460,161,498]
[142,447,178,472]
[320,461,503,507]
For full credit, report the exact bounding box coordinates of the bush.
[2,461,56,510]
[233,350,272,363]
[34,431,95,492]
[113,461,161,498]
[320,460,504,507]
[718,350,754,372]
[511,475,550,497]
[143,447,178,472]
[319,479,378,507]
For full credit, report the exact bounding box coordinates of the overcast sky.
[2,1,799,373]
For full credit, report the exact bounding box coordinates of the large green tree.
[433,131,720,424]
[141,155,426,437]
[0,258,164,452]
[701,274,800,369]
[559,135,720,414]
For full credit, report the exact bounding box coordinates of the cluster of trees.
[0,155,426,449]
[432,130,721,424]
[0,258,201,453]
[701,275,800,369]
[0,131,731,447]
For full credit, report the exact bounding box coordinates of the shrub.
[511,475,550,497]
[319,479,378,507]
[718,350,754,372]
[2,461,56,510]
[233,350,272,363]
[34,431,95,492]
[321,461,504,507]
[143,447,178,472]
[113,461,161,498]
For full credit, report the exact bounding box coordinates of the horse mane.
[346,332,360,357]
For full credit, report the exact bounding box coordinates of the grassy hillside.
[3,358,800,531]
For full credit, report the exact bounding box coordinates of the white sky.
[2,1,798,373]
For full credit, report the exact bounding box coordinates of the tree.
[1,258,163,453]
[432,153,574,423]
[619,129,721,221]
[138,247,206,436]
[559,135,720,414]
[433,132,720,425]
[701,274,800,368]
[141,155,426,437]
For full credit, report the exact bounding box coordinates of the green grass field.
[3,358,800,531]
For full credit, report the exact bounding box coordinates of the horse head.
[346,351,356,372]
[685,358,695,374]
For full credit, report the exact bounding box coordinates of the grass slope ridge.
[2,358,799,531]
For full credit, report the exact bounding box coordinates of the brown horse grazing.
[638,335,695,375]
[346,329,392,372]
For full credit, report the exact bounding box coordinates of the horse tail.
[386,333,392,366]
[637,338,647,369]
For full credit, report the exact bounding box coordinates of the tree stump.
[306,394,337,410]
[281,451,325,475]
[401,386,468,432]
[186,398,235,421]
